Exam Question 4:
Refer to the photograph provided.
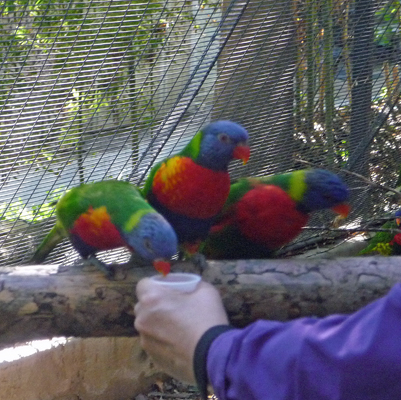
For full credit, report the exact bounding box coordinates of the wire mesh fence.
[1,0,401,266]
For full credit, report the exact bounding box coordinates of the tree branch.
[304,226,401,234]
[296,158,401,200]
[1,257,401,349]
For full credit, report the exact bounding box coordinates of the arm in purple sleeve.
[196,283,401,400]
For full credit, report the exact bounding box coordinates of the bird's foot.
[128,252,150,267]
[186,252,208,275]
[84,255,128,280]
[174,241,208,274]
[177,250,185,261]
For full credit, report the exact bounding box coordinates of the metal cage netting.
[1,0,401,266]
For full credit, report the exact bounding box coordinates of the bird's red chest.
[391,233,401,246]
[152,157,230,219]
[71,206,125,250]
[236,185,309,248]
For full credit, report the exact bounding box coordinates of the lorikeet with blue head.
[202,169,351,259]
[142,120,250,255]
[359,209,401,256]
[31,180,178,276]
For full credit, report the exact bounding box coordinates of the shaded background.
[1,0,401,265]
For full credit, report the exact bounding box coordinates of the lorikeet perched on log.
[31,180,178,276]
[359,209,401,256]
[202,168,351,259]
[142,120,250,255]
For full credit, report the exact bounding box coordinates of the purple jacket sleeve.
[207,282,401,400]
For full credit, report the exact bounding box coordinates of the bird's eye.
[143,238,154,253]
[218,133,232,144]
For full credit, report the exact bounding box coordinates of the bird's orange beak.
[153,259,171,276]
[331,203,351,218]
[233,144,250,165]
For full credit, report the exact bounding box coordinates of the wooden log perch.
[1,256,401,350]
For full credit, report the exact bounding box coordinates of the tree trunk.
[1,257,400,349]
[347,0,374,173]
[213,0,297,178]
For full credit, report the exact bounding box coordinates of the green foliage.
[0,188,64,222]
[199,0,220,8]
[0,0,190,103]
[0,0,193,172]
[374,0,401,46]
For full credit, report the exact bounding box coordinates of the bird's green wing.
[57,180,154,231]
[223,170,308,213]
[258,170,308,202]
[31,180,155,264]
[220,178,255,213]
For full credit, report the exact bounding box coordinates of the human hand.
[134,279,229,383]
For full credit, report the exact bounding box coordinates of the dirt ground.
[134,377,217,400]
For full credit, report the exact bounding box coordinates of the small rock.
[134,394,148,400]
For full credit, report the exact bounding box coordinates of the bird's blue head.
[195,120,250,170]
[123,212,178,274]
[298,169,350,216]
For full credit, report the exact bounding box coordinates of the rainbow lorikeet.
[202,169,351,259]
[359,210,401,256]
[142,120,250,255]
[31,180,178,276]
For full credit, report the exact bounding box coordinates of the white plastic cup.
[149,272,201,293]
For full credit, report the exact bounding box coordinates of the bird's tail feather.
[30,223,66,263]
